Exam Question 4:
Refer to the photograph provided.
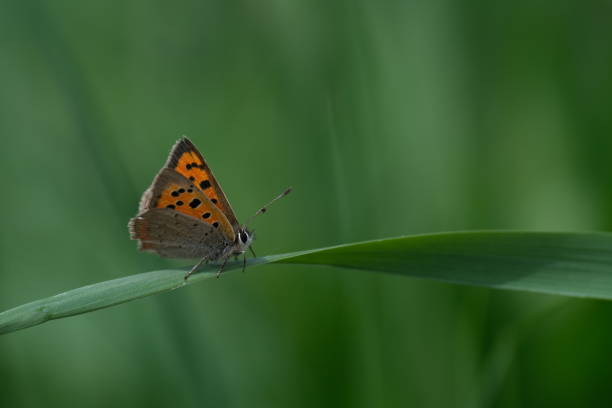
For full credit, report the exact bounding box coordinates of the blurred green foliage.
[1,0,611,407]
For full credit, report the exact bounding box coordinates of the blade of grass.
[2,231,612,335]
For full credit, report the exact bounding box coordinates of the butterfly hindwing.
[129,208,229,259]
[138,167,235,243]
[165,137,240,230]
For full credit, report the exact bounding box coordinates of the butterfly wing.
[135,167,235,247]
[164,137,240,230]
[129,208,229,259]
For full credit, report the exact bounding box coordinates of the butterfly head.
[233,228,254,254]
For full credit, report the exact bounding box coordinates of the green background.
[1,1,612,406]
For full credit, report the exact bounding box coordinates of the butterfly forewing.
[165,137,240,230]
[137,168,235,242]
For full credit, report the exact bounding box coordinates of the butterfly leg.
[249,246,257,258]
[241,253,247,273]
[185,256,208,281]
[216,256,229,278]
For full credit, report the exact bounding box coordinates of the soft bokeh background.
[1,1,612,407]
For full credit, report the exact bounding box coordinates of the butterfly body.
[129,137,261,278]
[130,208,253,261]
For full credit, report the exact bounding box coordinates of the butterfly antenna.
[244,187,292,227]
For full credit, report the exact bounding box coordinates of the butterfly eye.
[240,232,249,244]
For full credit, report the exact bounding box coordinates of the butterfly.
[128,137,291,280]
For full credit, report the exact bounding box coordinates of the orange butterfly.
[129,137,291,279]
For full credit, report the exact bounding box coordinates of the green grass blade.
[274,231,612,298]
[2,231,612,335]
